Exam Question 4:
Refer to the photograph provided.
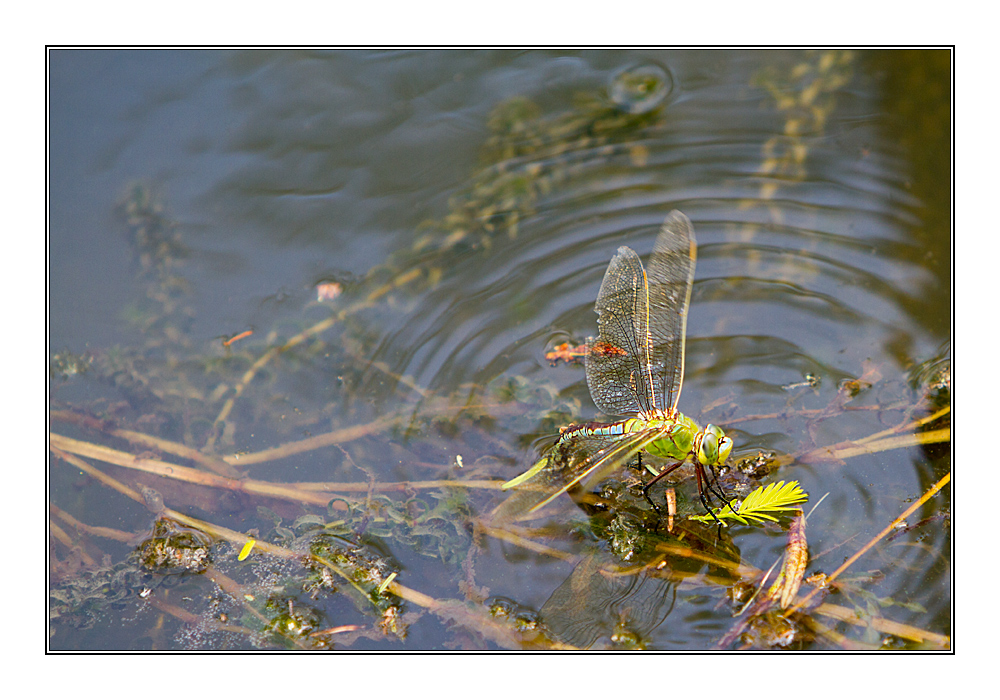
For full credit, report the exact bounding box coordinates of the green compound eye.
[699,424,732,466]
[719,437,734,463]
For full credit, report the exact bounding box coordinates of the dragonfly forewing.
[585,210,697,418]
[645,210,697,413]
[585,245,659,416]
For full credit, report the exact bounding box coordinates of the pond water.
[49,49,951,650]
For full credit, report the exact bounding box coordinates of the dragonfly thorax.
[641,411,699,462]
[641,414,733,468]
[637,408,677,422]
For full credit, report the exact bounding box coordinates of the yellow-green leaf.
[691,480,808,526]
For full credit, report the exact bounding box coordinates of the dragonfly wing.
[528,425,673,513]
[646,210,697,413]
[586,246,660,416]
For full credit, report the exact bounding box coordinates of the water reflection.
[541,556,679,650]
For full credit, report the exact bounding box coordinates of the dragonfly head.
[697,424,733,466]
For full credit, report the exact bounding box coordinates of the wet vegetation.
[49,52,951,650]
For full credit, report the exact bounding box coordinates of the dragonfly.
[500,210,734,521]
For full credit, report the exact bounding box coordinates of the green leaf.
[501,455,549,489]
[690,480,808,526]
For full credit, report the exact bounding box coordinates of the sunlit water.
[49,49,950,650]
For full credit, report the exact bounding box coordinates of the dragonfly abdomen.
[559,418,642,442]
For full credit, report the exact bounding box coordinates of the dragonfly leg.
[694,465,725,526]
[641,461,684,514]
[644,461,738,524]
[697,464,740,520]
[706,465,740,516]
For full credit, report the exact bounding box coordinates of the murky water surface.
[49,49,950,650]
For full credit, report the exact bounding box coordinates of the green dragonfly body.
[501,210,733,515]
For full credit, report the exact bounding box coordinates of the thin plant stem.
[51,432,348,508]
[796,427,949,463]
[50,503,138,543]
[477,524,580,563]
[223,411,405,466]
[811,601,950,647]
[51,409,241,478]
[53,431,505,505]
[293,478,504,492]
[854,406,950,445]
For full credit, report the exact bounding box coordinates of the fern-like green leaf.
[690,480,808,526]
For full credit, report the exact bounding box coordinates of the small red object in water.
[590,341,627,358]
[545,342,589,365]
[545,341,627,365]
[223,330,254,347]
